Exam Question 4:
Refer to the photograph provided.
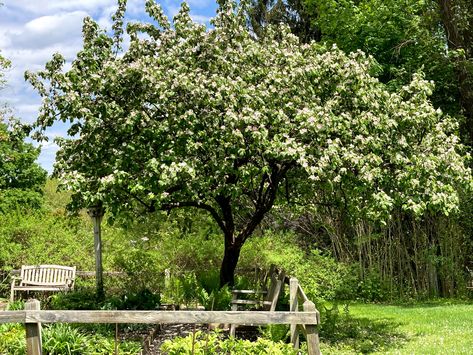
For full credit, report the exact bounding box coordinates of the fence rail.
[0,310,318,325]
[1,298,320,355]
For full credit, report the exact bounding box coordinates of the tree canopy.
[256,0,473,144]
[0,47,46,212]
[28,0,471,285]
[0,119,47,212]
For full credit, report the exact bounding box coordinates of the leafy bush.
[0,323,141,355]
[253,231,354,303]
[50,288,160,311]
[356,269,390,302]
[42,324,90,354]
[196,285,232,311]
[0,189,44,213]
[0,323,25,355]
[6,300,24,311]
[161,330,299,355]
[259,324,290,343]
[50,288,111,310]
[111,211,223,295]
[114,288,161,310]
[0,212,94,272]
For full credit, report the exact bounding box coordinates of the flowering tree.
[28,0,470,285]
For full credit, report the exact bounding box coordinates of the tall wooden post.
[303,300,321,355]
[88,203,105,300]
[25,299,42,355]
[289,277,299,349]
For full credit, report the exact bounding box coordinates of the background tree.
[0,47,46,212]
[298,0,473,143]
[436,0,473,143]
[28,0,470,286]
[0,120,47,213]
[249,0,473,296]
[248,0,320,42]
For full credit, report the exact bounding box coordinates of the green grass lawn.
[320,300,473,354]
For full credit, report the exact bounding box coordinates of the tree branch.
[215,195,235,242]
[160,200,226,233]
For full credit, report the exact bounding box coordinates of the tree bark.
[220,239,243,287]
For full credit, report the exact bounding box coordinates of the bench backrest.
[20,265,76,287]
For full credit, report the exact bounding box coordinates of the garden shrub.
[0,212,94,272]
[0,323,141,355]
[356,269,390,302]
[50,288,160,311]
[0,323,25,355]
[248,230,355,303]
[161,330,299,355]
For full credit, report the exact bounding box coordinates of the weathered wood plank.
[297,284,310,303]
[303,301,320,355]
[89,206,105,299]
[11,270,125,277]
[269,271,285,311]
[12,286,69,291]
[17,311,319,325]
[289,277,299,349]
[25,300,42,355]
[229,293,238,337]
[231,299,272,305]
[0,311,26,323]
[231,290,267,295]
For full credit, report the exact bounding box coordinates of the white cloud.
[12,103,40,122]
[37,148,58,174]
[41,140,60,151]
[190,13,212,24]
[3,0,116,15]
[8,12,87,50]
[163,0,214,10]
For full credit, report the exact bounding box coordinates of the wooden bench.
[10,265,76,302]
[230,265,286,336]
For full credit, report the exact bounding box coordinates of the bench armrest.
[10,276,22,285]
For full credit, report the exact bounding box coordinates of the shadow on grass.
[395,298,473,308]
[320,306,408,354]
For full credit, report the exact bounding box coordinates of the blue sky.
[0,0,218,173]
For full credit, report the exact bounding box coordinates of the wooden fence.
[289,277,320,352]
[0,293,320,355]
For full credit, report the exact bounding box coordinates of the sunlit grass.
[321,300,473,354]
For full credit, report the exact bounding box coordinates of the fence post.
[289,277,299,349]
[303,300,320,355]
[25,299,42,355]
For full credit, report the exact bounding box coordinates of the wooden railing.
[0,298,320,355]
[289,277,321,355]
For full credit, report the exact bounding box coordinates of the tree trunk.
[219,240,243,287]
